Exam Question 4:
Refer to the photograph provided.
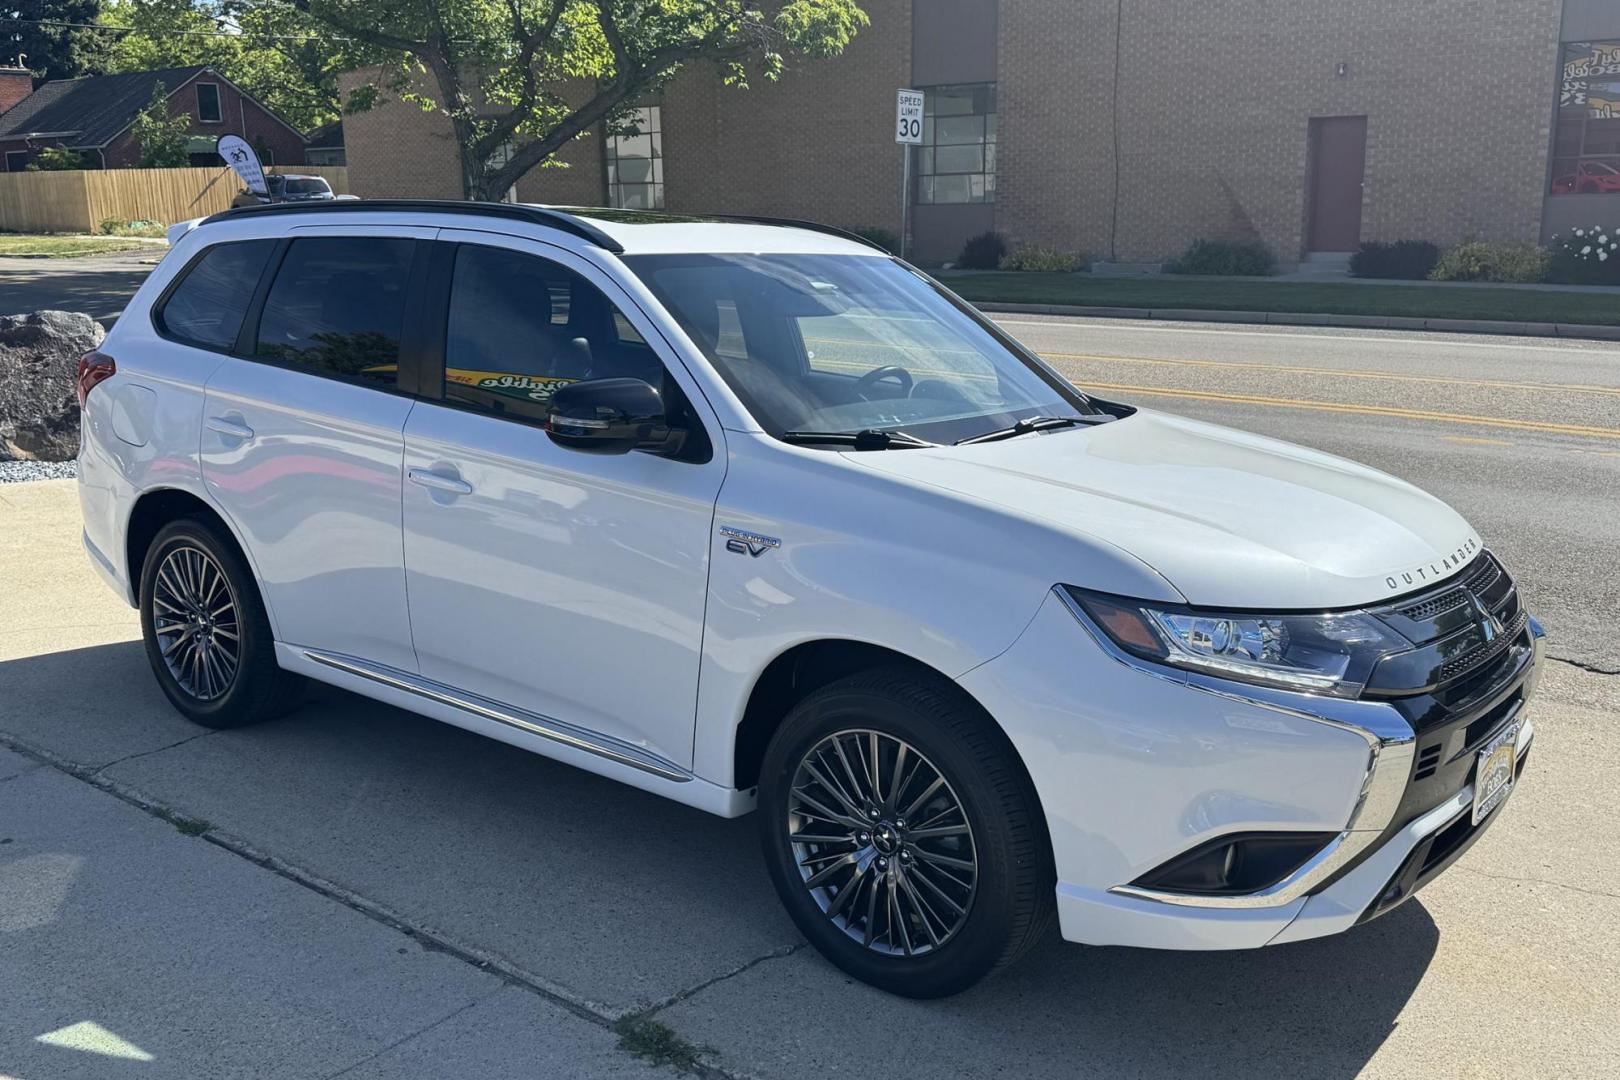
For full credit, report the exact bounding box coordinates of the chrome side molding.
[301,649,693,784]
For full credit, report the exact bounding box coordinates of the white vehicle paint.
[78,202,1543,995]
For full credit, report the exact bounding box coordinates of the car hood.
[847,409,1481,610]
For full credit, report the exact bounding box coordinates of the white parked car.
[78,202,1542,997]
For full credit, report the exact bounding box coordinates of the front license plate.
[1472,721,1520,825]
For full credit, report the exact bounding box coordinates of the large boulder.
[0,310,105,461]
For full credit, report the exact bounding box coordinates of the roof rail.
[543,206,889,253]
[198,199,626,253]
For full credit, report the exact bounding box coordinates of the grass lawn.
[943,272,1620,327]
[0,234,159,258]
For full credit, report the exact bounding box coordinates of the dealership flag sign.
[217,135,268,195]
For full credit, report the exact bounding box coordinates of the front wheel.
[758,668,1054,997]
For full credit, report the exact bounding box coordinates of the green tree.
[284,0,869,201]
[130,82,192,167]
[1,1,108,82]
[26,144,87,169]
[96,0,355,132]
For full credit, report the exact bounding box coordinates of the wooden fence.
[0,165,350,234]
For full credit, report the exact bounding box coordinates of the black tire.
[138,516,304,729]
[758,667,1054,998]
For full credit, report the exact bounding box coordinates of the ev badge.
[720,526,781,558]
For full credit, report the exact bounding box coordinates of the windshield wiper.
[781,429,936,450]
[954,414,1112,446]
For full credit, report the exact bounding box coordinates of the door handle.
[206,416,255,441]
[407,468,473,496]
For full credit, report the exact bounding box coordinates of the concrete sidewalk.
[0,751,661,1080]
[3,478,1618,1078]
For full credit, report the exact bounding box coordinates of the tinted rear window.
[253,236,414,385]
[156,239,276,350]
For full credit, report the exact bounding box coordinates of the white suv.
[78,201,1542,997]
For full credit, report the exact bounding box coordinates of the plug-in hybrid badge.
[720,526,780,558]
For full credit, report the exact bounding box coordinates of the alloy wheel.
[786,729,978,956]
[151,545,242,701]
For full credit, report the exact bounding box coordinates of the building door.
[1307,116,1367,252]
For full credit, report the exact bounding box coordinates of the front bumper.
[956,586,1545,951]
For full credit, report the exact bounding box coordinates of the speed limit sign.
[896,89,924,144]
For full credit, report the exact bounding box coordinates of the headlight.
[1064,587,1409,698]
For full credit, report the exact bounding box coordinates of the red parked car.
[1552,161,1620,194]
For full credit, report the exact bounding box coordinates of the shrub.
[957,231,1008,270]
[1351,240,1441,280]
[999,245,1085,272]
[1429,241,1549,284]
[97,217,167,238]
[28,146,87,171]
[1545,226,1620,285]
[846,225,899,255]
[1166,238,1275,276]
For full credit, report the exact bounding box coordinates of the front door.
[400,231,726,771]
[201,227,436,672]
[1307,116,1367,252]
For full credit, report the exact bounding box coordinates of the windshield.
[284,178,331,195]
[625,253,1093,444]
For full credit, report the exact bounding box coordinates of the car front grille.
[1365,551,1528,701]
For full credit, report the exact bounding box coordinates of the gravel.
[0,459,77,483]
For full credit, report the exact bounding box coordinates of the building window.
[4,150,28,172]
[917,84,996,204]
[1552,41,1620,194]
[196,83,222,123]
[605,105,663,210]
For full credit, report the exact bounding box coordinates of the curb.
[969,301,1620,342]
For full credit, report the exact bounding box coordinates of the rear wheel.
[138,517,303,728]
[758,667,1053,997]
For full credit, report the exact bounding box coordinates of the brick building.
[0,66,306,174]
[342,0,1620,267]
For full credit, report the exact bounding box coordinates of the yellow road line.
[1444,435,1515,447]
[1041,351,1620,398]
[1078,381,1620,441]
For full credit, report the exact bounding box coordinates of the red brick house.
[0,65,305,173]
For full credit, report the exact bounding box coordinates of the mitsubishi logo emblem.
[1468,591,1503,643]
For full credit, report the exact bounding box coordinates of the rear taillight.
[76,350,116,408]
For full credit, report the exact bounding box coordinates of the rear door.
[399,231,726,770]
[200,225,436,671]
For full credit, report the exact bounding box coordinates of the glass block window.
[917,84,997,205]
[606,105,664,210]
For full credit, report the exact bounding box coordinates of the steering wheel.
[852,365,914,401]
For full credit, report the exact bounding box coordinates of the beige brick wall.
[999,0,1563,263]
[339,67,602,204]
[340,1,1565,263]
[662,0,910,233]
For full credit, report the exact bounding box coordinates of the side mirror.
[545,377,685,456]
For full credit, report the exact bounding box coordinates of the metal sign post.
[895,89,924,261]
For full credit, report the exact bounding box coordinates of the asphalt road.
[0,252,162,323]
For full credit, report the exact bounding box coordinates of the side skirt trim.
[300,648,693,784]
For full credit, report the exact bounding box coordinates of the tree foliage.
[97,0,362,132]
[1,0,108,81]
[131,82,192,166]
[28,144,89,169]
[287,0,869,200]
